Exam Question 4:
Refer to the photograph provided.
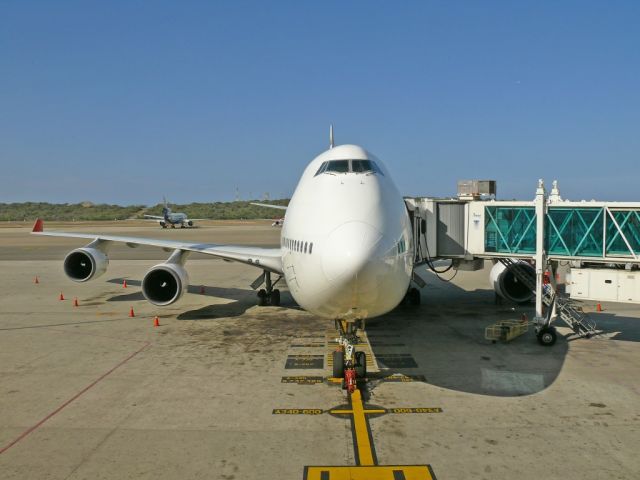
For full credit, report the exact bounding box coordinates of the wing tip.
[32,218,44,233]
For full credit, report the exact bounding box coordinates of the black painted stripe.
[393,470,407,480]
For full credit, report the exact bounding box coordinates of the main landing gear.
[405,287,421,306]
[256,271,281,306]
[332,320,367,394]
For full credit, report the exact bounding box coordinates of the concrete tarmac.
[0,222,639,479]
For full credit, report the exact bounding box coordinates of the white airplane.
[250,202,285,226]
[32,135,415,390]
[144,198,198,228]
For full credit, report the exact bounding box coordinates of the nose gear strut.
[333,319,367,394]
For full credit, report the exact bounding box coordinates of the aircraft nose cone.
[322,221,384,283]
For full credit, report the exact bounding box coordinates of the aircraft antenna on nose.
[329,124,334,149]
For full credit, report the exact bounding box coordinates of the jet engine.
[490,261,535,304]
[187,220,193,227]
[63,248,109,282]
[142,263,189,306]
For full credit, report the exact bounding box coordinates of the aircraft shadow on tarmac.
[365,284,570,398]
[106,277,298,320]
[584,311,640,342]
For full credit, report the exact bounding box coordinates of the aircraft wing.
[31,219,283,274]
[251,202,287,211]
[143,214,165,220]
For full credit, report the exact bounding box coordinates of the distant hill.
[0,199,289,221]
[143,199,289,220]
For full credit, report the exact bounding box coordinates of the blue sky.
[1,1,639,204]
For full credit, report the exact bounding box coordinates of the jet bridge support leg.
[533,179,548,332]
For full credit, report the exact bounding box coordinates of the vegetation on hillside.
[142,199,289,220]
[0,199,289,221]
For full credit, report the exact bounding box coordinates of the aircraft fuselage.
[281,145,413,320]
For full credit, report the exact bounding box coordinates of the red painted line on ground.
[0,342,150,455]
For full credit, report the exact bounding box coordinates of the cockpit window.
[325,160,350,173]
[352,159,383,174]
[314,162,329,176]
[314,159,384,176]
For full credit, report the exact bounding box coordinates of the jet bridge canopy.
[483,205,640,260]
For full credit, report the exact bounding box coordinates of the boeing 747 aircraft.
[32,137,419,391]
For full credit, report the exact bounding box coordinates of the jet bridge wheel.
[537,326,557,346]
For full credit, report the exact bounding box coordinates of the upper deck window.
[314,159,384,176]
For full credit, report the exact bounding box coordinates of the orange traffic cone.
[73,297,79,307]
[153,316,160,327]
[200,285,205,294]
[129,307,135,318]
[34,276,39,284]
[123,279,127,288]
[596,303,602,312]
[59,292,65,301]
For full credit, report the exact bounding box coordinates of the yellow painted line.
[304,465,435,479]
[330,408,386,415]
[350,389,375,466]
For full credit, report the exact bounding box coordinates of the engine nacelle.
[490,261,535,304]
[142,263,189,306]
[63,248,109,282]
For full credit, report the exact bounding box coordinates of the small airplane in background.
[144,198,199,228]
[250,202,286,227]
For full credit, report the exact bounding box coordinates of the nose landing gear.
[333,320,367,394]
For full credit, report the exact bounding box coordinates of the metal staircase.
[498,258,597,337]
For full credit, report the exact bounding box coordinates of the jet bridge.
[405,180,640,344]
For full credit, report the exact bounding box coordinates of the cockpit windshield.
[325,160,350,173]
[314,159,384,176]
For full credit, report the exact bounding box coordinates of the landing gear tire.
[354,351,366,379]
[257,289,267,306]
[271,289,280,306]
[408,287,421,306]
[537,326,557,346]
[332,351,345,379]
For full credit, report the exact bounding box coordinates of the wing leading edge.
[31,220,283,274]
